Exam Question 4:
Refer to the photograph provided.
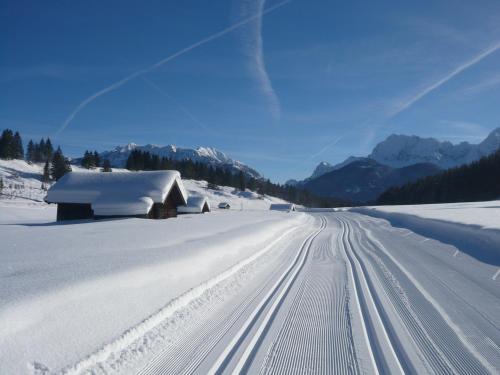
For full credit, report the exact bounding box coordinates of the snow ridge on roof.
[46,171,187,215]
[177,195,210,214]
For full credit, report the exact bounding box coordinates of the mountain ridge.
[288,127,500,185]
[79,143,262,180]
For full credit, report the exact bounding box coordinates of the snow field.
[0,208,310,374]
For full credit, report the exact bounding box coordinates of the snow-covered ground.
[0,201,310,373]
[1,160,499,374]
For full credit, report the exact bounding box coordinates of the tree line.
[0,129,24,160]
[377,149,500,205]
[0,128,71,181]
[125,150,349,207]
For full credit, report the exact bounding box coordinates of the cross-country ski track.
[68,212,500,374]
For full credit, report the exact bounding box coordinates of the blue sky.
[1,0,500,182]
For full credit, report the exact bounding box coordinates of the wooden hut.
[45,171,188,221]
[177,196,211,214]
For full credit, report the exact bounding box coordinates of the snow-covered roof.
[46,171,187,216]
[177,195,210,214]
[270,203,296,211]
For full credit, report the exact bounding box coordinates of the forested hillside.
[377,149,500,205]
[125,150,349,208]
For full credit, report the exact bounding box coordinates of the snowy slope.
[0,159,287,211]
[92,143,262,179]
[0,159,48,202]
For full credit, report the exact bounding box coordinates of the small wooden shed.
[45,170,188,221]
[177,196,211,214]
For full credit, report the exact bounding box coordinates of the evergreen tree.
[93,151,101,168]
[102,159,112,172]
[51,147,71,181]
[44,138,53,161]
[26,140,35,161]
[39,139,46,161]
[43,160,51,183]
[81,150,93,169]
[0,129,14,159]
[13,132,24,159]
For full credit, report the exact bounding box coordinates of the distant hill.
[302,158,441,203]
[77,143,262,180]
[377,149,500,205]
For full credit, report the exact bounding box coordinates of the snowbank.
[352,201,500,267]
[355,201,500,230]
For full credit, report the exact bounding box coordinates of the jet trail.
[239,0,281,120]
[142,77,210,132]
[56,0,292,136]
[388,40,500,119]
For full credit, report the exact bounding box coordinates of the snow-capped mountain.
[286,128,500,201]
[288,128,500,187]
[89,143,262,179]
[311,162,334,179]
[369,127,500,169]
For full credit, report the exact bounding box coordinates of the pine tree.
[39,139,46,161]
[93,151,101,168]
[45,138,53,161]
[43,160,51,183]
[26,140,35,161]
[13,132,24,159]
[102,159,112,172]
[0,129,14,159]
[51,147,71,181]
[81,150,93,169]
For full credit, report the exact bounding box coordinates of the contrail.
[56,0,292,136]
[309,136,342,160]
[239,0,281,120]
[388,40,500,119]
[142,77,210,132]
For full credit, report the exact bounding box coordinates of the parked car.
[218,202,230,209]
